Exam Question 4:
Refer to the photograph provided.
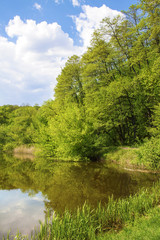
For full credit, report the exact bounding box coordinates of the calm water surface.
[0,154,159,238]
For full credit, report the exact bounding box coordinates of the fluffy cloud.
[0,190,45,237]
[0,16,80,105]
[73,4,123,48]
[0,4,123,106]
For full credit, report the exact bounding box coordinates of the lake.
[0,153,159,238]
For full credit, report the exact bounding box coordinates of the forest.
[0,0,160,166]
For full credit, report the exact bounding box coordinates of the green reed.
[4,181,160,240]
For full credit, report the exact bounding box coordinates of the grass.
[104,146,148,170]
[104,143,160,171]
[98,206,160,240]
[3,180,160,240]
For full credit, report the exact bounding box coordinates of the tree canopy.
[0,0,160,161]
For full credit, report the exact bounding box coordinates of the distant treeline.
[0,0,160,162]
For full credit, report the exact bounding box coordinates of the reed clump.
[4,181,160,240]
[13,146,35,155]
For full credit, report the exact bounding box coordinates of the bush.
[138,138,160,169]
[3,142,16,152]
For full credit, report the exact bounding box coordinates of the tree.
[54,55,84,107]
[49,103,103,161]
[6,106,38,147]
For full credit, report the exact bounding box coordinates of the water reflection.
[0,190,45,238]
[0,154,159,237]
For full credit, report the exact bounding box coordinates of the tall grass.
[13,146,35,155]
[104,147,140,168]
[4,181,160,240]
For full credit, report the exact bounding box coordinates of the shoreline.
[104,146,160,172]
[10,145,160,173]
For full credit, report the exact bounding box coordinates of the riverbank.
[104,146,160,171]
[98,205,160,240]
[10,144,160,173]
[103,146,139,167]
[4,180,160,240]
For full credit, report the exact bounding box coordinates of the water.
[0,154,159,238]
[0,190,45,237]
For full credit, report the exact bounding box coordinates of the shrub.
[138,138,160,169]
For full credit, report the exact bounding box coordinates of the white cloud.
[0,4,123,106]
[0,16,80,105]
[72,4,123,49]
[34,3,42,11]
[72,0,80,7]
[0,190,45,236]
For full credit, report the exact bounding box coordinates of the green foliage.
[49,103,104,161]
[149,103,160,137]
[0,0,160,161]
[138,137,160,169]
[0,105,19,125]
[0,126,7,150]
[6,106,38,146]
[54,55,84,107]
[0,105,39,152]
[99,207,160,240]
[33,100,56,157]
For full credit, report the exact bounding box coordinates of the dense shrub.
[138,138,160,169]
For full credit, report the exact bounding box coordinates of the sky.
[0,0,138,106]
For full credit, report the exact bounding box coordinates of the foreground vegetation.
[3,180,160,240]
[98,206,160,240]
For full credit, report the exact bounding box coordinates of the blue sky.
[0,0,137,106]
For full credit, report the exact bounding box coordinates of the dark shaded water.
[0,154,159,238]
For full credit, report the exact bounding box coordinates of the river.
[0,153,159,238]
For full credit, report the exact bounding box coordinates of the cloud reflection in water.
[0,189,45,237]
